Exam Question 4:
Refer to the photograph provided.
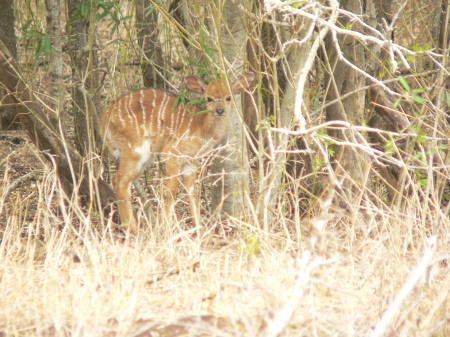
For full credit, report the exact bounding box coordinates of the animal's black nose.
[215,108,225,116]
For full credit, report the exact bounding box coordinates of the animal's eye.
[225,96,231,102]
[207,97,214,102]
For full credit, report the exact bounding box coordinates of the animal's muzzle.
[215,108,225,116]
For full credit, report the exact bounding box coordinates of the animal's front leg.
[164,157,181,223]
[181,163,200,228]
[113,156,142,234]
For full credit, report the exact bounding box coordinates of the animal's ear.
[231,72,255,95]
[184,75,207,95]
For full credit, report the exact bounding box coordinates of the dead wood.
[370,85,410,131]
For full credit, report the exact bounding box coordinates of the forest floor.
[1,129,450,337]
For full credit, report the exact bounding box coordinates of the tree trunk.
[438,0,449,51]
[135,0,166,88]
[0,39,114,213]
[208,0,250,219]
[324,0,370,203]
[66,0,102,156]
[180,0,207,69]
[0,0,19,130]
[45,0,64,123]
[258,12,313,229]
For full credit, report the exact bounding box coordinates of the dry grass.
[1,132,450,337]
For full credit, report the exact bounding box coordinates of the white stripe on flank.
[185,110,193,134]
[116,97,124,126]
[140,90,147,136]
[122,95,130,129]
[170,96,176,132]
[158,92,169,136]
[178,102,188,133]
[150,89,156,133]
[145,90,151,133]
[172,103,179,133]
[128,93,140,136]
[124,94,130,120]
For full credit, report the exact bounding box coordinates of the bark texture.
[135,0,166,88]
[45,0,64,122]
[0,0,19,130]
[67,0,102,156]
[209,0,250,218]
[324,0,370,201]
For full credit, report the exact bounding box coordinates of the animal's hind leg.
[113,154,143,233]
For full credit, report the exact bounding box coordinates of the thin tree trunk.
[67,0,102,156]
[135,0,165,88]
[180,0,207,69]
[259,13,313,229]
[45,0,64,124]
[324,0,370,203]
[209,0,250,218]
[0,0,19,130]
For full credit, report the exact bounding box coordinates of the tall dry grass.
[1,134,450,336]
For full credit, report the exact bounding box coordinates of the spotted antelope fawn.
[101,72,255,233]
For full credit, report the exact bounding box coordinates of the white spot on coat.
[134,138,154,173]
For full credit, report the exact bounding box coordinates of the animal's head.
[184,72,255,117]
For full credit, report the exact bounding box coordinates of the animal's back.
[101,88,200,157]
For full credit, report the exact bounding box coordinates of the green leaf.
[398,76,410,91]
[414,151,424,159]
[204,46,218,57]
[34,40,44,59]
[290,1,307,8]
[420,178,428,187]
[416,134,427,143]
[189,99,205,105]
[406,55,415,63]
[21,20,33,33]
[172,95,181,111]
[184,56,198,67]
[412,95,424,104]
[344,22,353,29]
[393,97,403,108]
[328,147,335,157]
[192,109,211,116]
[43,37,52,52]
[244,235,260,256]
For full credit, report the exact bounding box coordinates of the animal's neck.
[200,113,227,142]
